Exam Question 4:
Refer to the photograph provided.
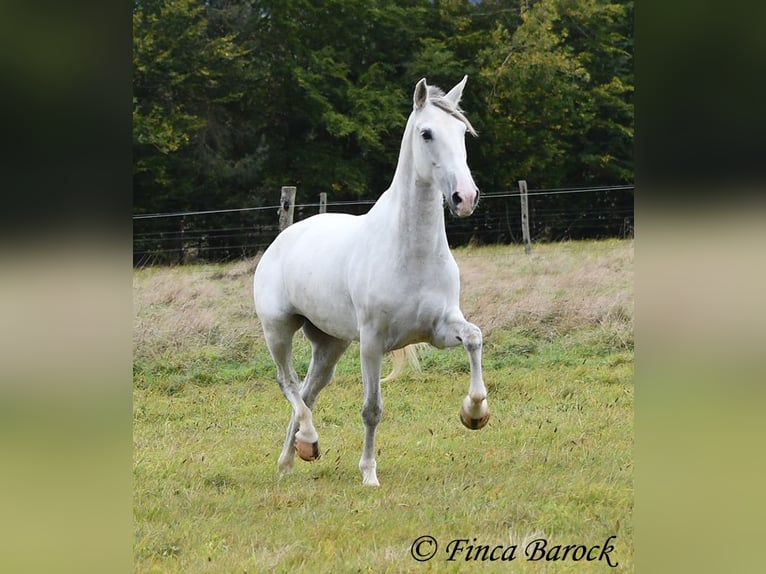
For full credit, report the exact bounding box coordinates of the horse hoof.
[295,439,320,461]
[460,407,490,430]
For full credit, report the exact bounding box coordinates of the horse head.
[411,76,479,217]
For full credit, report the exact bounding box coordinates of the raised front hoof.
[460,407,490,430]
[294,439,321,462]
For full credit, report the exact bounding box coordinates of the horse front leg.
[433,312,490,430]
[359,334,384,486]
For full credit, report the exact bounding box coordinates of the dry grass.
[134,239,633,358]
[457,239,633,338]
[133,258,259,360]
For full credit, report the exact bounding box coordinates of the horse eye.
[421,129,433,141]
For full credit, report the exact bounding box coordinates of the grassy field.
[133,239,633,573]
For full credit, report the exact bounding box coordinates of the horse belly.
[288,267,359,340]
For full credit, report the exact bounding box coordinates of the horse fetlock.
[295,425,318,444]
[359,459,379,486]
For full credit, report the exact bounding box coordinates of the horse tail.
[382,344,425,382]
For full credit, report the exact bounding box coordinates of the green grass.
[134,240,633,573]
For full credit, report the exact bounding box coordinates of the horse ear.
[413,78,428,110]
[445,75,468,105]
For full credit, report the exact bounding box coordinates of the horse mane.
[426,85,478,137]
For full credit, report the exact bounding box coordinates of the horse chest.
[402,262,458,303]
[352,253,458,332]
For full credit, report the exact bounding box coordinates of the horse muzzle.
[449,188,479,217]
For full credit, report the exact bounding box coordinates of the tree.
[133,0,256,214]
[245,0,432,200]
[555,0,633,184]
[132,0,634,258]
[475,0,633,239]
[477,0,632,190]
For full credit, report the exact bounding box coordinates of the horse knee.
[362,400,383,427]
[461,323,482,352]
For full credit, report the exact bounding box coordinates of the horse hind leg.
[259,314,318,475]
[277,321,350,471]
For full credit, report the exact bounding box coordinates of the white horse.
[254,76,489,486]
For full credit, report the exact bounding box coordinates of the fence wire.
[133,185,633,266]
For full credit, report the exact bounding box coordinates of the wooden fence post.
[319,192,327,214]
[279,186,296,231]
[178,216,186,264]
[519,179,532,255]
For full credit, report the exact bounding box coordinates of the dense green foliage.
[134,0,632,210]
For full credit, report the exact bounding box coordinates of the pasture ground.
[133,239,633,573]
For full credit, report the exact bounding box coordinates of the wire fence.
[132,184,634,266]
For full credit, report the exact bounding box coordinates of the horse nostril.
[452,192,462,205]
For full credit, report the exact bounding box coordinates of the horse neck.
[382,124,450,259]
